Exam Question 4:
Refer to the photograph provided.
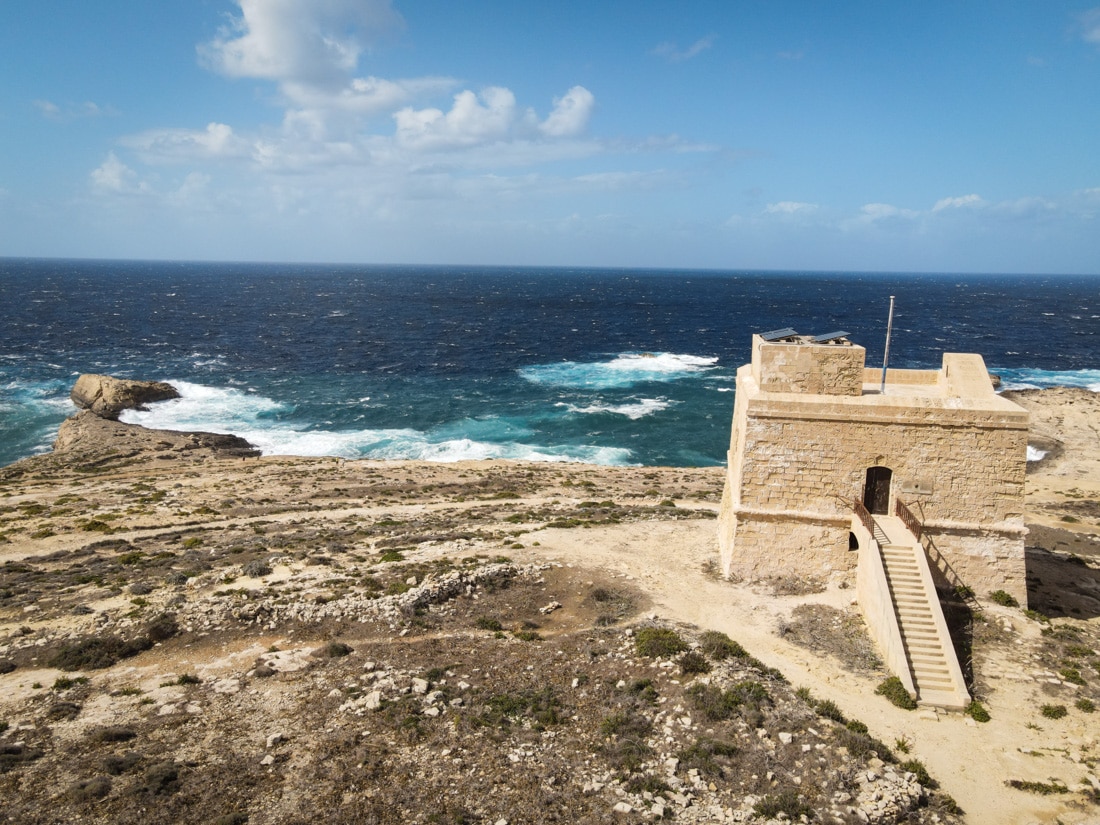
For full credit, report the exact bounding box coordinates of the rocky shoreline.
[0,378,1098,824]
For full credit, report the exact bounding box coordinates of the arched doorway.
[863,466,893,515]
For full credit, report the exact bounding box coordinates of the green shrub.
[634,627,687,658]
[481,687,562,729]
[965,701,990,722]
[243,560,271,577]
[686,680,769,722]
[69,775,111,802]
[833,727,896,762]
[474,617,503,631]
[379,550,404,562]
[875,677,917,710]
[698,630,747,660]
[1075,698,1095,713]
[753,789,813,820]
[845,719,868,735]
[901,759,936,788]
[48,635,153,671]
[625,679,658,705]
[599,710,650,739]
[52,676,89,690]
[317,642,353,659]
[815,699,846,723]
[1005,778,1069,795]
[102,752,143,775]
[1040,704,1067,719]
[989,590,1019,607]
[678,651,711,675]
[677,737,738,778]
[139,761,181,795]
[93,726,137,743]
[1058,667,1085,685]
[0,743,43,772]
[145,614,179,643]
[176,673,201,685]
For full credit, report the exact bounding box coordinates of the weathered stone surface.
[52,410,259,459]
[70,374,180,420]
[720,341,1028,603]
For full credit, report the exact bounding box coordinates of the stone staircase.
[874,516,970,710]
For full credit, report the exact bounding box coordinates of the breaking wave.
[120,381,634,465]
[519,353,718,390]
[560,398,673,420]
[997,368,1100,392]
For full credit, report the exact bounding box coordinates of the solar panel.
[812,331,850,344]
[760,327,800,342]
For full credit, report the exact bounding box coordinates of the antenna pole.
[880,295,895,394]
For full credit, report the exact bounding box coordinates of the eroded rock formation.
[70,374,180,420]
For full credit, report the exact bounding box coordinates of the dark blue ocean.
[1,258,1096,468]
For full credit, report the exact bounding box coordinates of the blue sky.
[1,1,1098,273]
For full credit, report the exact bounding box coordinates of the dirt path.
[518,520,1097,825]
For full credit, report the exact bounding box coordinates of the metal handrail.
[895,498,923,541]
[853,498,875,535]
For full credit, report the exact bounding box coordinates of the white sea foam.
[997,368,1100,392]
[1026,446,1047,462]
[561,398,672,420]
[520,352,718,389]
[120,380,287,433]
[118,381,633,465]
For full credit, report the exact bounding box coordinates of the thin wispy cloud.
[34,99,114,121]
[932,194,984,212]
[1079,7,1100,46]
[765,201,817,215]
[651,35,716,63]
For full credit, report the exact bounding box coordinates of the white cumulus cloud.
[395,87,517,150]
[394,86,596,151]
[282,75,455,114]
[539,86,595,137]
[122,123,251,163]
[90,153,148,194]
[199,0,401,84]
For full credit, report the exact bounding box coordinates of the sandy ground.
[2,387,1099,824]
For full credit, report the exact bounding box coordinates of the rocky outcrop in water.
[70,374,180,420]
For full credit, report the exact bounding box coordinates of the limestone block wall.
[718,510,853,582]
[751,337,865,396]
[720,352,1028,596]
[923,530,1028,605]
[733,414,1027,528]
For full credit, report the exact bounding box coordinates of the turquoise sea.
[1,259,1096,468]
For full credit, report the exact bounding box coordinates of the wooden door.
[864,466,892,515]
